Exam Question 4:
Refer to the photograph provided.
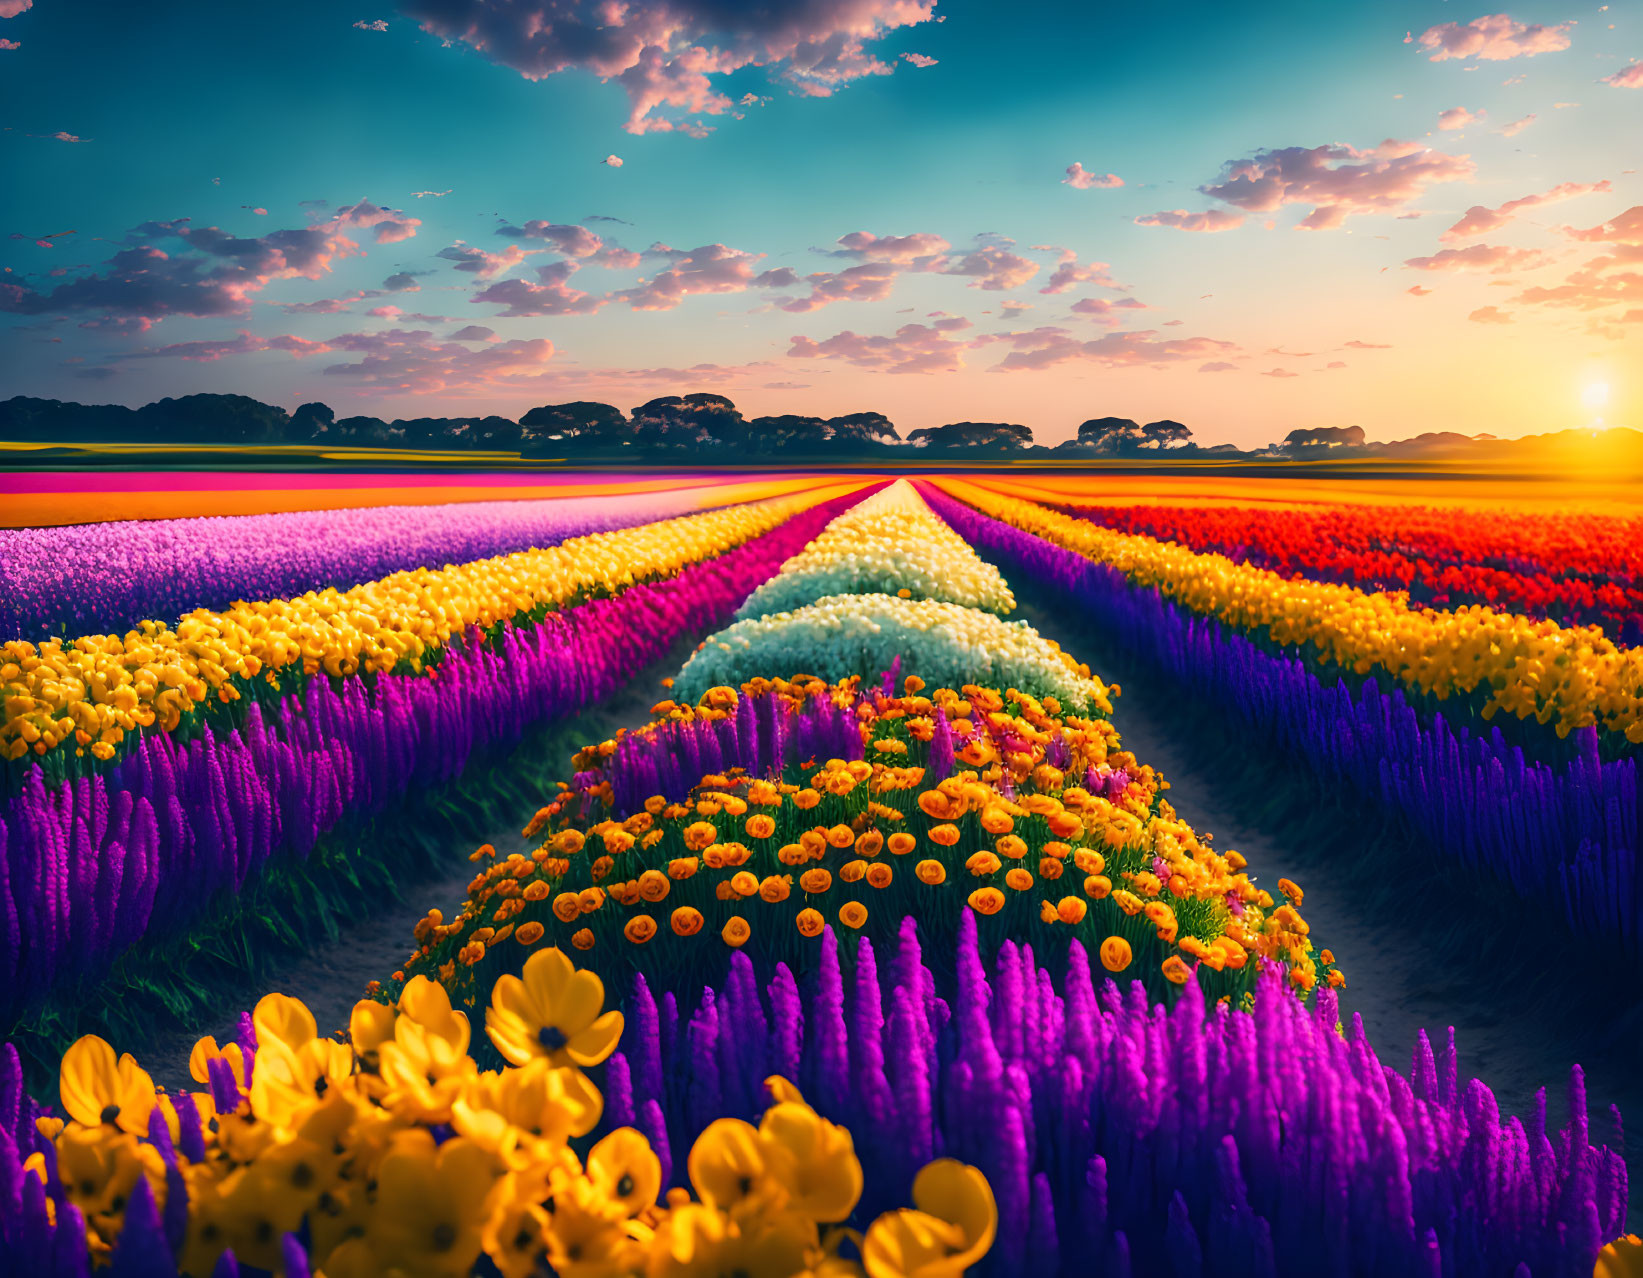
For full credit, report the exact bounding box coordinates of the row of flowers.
[0,952,996,1277]
[0,490,872,1036]
[1,483,864,771]
[938,479,1643,748]
[733,480,1016,621]
[389,672,1331,1022]
[1067,499,1643,646]
[923,485,1641,963]
[0,480,772,644]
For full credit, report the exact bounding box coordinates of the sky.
[1,0,1639,449]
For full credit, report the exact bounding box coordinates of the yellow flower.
[485,947,623,1069]
[58,1035,157,1136]
[587,1127,663,1216]
[326,1134,496,1278]
[860,1159,998,1278]
[757,1078,864,1222]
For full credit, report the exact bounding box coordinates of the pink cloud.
[1134,209,1245,232]
[788,317,972,374]
[901,52,937,67]
[1437,106,1484,130]
[1567,205,1643,244]
[333,198,421,243]
[604,154,625,167]
[449,324,496,341]
[1442,180,1612,240]
[127,330,333,362]
[776,261,901,312]
[1604,61,1643,88]
[1063,163,1123,190]
[0,38,18,50]
[471,260,604,316]
[50,132,84,143]
[1068,296,1148,325]
[1200,140,1473,229]
[1407,284,1434,296]
[1415,14,1573,62]
[941,244,1039,291]
[399,0,937,135]
[1344,339,1391,349]
[496,220,607,257]
[978,326,1239,372]
[0,0,30,16]
[1199,361,1237,372]
[317,328,557,391]
[611,242,767,309]
[829,231,950,266]
[1032,247,1119,294]
[1405,243,1553,273]
[367,304,403,318]
[1511,210,1643,313]
[1261,368,1299,378]
[1500,113,1538,136]
[353,18,389,31]
[1469,305,1514,323]
[438,240,535,278]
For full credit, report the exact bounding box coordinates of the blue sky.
[1,0,1638,446]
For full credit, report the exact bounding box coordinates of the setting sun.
[1582,381,1613,412]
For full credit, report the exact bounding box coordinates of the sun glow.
[1581,381,1611,412]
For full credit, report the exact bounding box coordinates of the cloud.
[1032,247,1118,294]
[1441,180,1611,240]
[1200,140,1473,229]
[1500,113,1537,136]
[941,244,1039,290]
[1404,243,1553,272]
[413,189,453,198]
[495,219,607,257]
[1510,207,1643,314]
[1068,296,1148,324]
[1063,163,1123,190]
[396,0,937,135]
[901,52,936,67]
[1469,305,1513,323]
[0,38,17,49]
[1567,206,1643,245]
[353,18,389,31]
[788,317,972,374]
[1604,61,1643,88]
[366,305,403,318]
[449,325,496,341]
[438,240,535,278]
[607,241,771,309]
[382,271,423,291]
[775,262,901,312]
[471,259,604,316]
[123,330,334,362]
[0,203,423,331]
[0,0,30,16]
[316,327,557,391]
[978,326,1239,372]
[1415,14,1573,62]
[827,231,950,266]
[603,155,624,167]
[1437,106,1484,130]
[1344,339,1391,349]
[1261,368,1299,378]
[1407,284,1434,296]
[1199,361,1237,372]
[1134,209,1245,232]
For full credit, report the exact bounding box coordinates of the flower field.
[0,474,1636,1276]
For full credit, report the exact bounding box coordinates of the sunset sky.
[1,0,1639,448]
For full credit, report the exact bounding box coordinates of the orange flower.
[591,856,614,882]
[1083,874,1111,900]
[800,868,833,895]
[625,916,658,944]
[825,824,856,849]
[839,901,869,930]
[1161,956,1192,985]
[601,828,635,855]
[759,875,792,904]
[552,893,582,924]
[996,835,1028,860]
[1038,857,1064,880]
[683,821,718,851]
[856,830,884,858]
[837,859,866,884]
[1042,841,1072,861]
[1056,897,1087,925]
[715,881,735,901]
[571,928,595,951]
[887,832,916,856]
[796,908,825,937]
[979,806,1013,835]
[1004,868,1033,892]
[1327,969,1346,989]
[469,843,497,862]
[792,788,821,810]
[917,791,955,820]
[730,871,760,897]
[722,915,751,948]
[515,921,545,946]
[799,830,828,859]
[915,859,946,886]
[967,887,1005,915]
[1278,877,1304,906]
[522,880,550,903]
[672,907,704,937]
[668,857,699,880]
[1073,849,1104,876]
[1211,937,1247,970]
[745,814,776,840]
[927,823,961,847]
[1112,889,1143,916]
[778,843,810,867]
[1167,874,1190,898]
[552,830,586,856]
[1047,811,1084,839]
[866,863,893,889]
[965,851,1002,877]
[637,870,670,903]
[1099,936,1131,972]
